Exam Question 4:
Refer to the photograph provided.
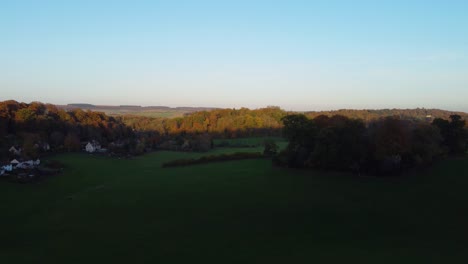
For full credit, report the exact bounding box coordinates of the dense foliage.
[0,100,134,159]
[2,100,467,165]
[305,108,468,123]
[120,106,286,137]
[277,114,468,175]
[121,107,468,137]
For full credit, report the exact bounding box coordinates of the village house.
[85,141,102,153]
[2,164,13,172]
[16,161,35,169]
[9,146,22,156]
[42,142,50,151]
[8,159,40,170]
[34,142,50,152]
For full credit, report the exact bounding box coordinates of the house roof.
[11,159,20,164]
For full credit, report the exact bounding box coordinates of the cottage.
[11,159,40,170]
[97,148,108,153]
[85,142,95,153]
[16,163,28,169]
[17,161,35,169]
[42,143,50,151]
[2,164,13,172]
[34,142,50,152]
[9,146,21,156]
[85,141,101,153]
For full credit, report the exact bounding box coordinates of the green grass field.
[1,147,468,263]
[106,109,187,118]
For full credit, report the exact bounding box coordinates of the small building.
[11,160,39,170]
[2,164,13,172]
[42,143,50,151]
[16,161,35,169]
[34,142,50,152]
[85,141,101,153]
[9,146,22,156]
[97,148,107,153]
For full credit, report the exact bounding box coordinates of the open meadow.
[1,146,468,263]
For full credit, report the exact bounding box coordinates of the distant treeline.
[120,107,468,137]
[304,108,468,122]
[276,114,468,175]
[59,104,218,114]
[0,100,135,159]
[121,107,286,137]
[1,100,467,164]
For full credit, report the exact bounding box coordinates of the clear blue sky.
[1,0,467,111]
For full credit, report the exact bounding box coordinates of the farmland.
[1,146,468,263]
[58,104,218,118]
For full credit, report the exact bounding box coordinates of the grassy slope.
[113,110,187,118]
[1,149,468,263]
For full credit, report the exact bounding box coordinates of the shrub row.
[162,152,265,168]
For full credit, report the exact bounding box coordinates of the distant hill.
[57,104,468,121]
[119,105,142,108]
[304,108,468,122]
[57,104,220,118]
[67,103,96,108]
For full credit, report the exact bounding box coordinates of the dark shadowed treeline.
[277,114,468,175]
[162,152,265,168]
[305,108,468,123]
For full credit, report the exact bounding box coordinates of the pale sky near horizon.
[1,0,467,111]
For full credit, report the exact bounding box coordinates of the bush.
[162,152,264,167]
[263,140,278,157]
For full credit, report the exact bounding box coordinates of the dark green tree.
[263,139,278,157]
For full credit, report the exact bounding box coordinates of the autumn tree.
[411,124,444,165]
[433,115,467,154]
[22,133,40,159]
[64,133,81,152]
[263,139,278,157]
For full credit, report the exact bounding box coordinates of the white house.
[9,159,39,170]
[16,163,28,169]
[85,141,101,153]
[2,164,13,172]
[16,160,35,169]
[34,142,50,152]
[42,143,50,151]
[85,142,95,153]
[9,146,21,156]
